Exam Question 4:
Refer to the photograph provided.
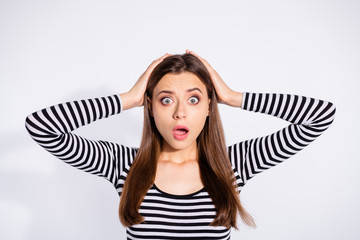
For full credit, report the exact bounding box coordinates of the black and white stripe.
[228,93,336,191]
[128,185,231,239]
[25,94,138,195]
[25,92,335,239]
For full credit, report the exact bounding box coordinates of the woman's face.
[150,72,210,152]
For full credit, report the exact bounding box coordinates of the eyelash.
[160,96,200,105]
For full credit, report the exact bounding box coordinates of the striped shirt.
[25,92,336,239]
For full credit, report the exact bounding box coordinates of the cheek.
[190,107,209,134]
[196,102,210,119]
[152,109,169,135]
[194,112,208,132]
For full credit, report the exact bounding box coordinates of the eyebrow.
[157,88,203,96]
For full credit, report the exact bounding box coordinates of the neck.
[159,141,198,164]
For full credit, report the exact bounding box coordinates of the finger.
[187,50,206,62]
[159,52,171,61]
[186,50,211,69]
[151,53,169,65]
[148,53,171,70]
[186,49,200,58]
[186,49,199,56]
[159,52,171,60]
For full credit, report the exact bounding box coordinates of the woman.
[25,50,336,239]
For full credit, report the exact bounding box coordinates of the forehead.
[154,72,206,93]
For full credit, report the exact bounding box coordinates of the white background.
[1,0,359,239]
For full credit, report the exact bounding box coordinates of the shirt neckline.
[152,184,205,199]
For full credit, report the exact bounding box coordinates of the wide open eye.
[161,97,173,105]
[188,96,199,104]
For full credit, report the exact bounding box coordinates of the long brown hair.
[119,53,255,229]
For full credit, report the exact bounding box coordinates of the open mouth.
[174,128,188,135]
[172,126,190,140]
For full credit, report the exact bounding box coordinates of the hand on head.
[120,53,171,110]
[186,50,236,105]
[121,50,241,111]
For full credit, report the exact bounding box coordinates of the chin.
[164,139,196,151]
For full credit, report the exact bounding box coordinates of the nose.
[173,101,187,120]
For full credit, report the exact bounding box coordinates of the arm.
[228,92,336,189]
[25,94,137,194]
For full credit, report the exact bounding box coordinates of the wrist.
[225,91,243,108]
[120,92,143,111]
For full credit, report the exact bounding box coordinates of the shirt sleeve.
[25,94,137,196]
[227,92,336,192]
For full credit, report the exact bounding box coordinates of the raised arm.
[25,94,137,194]
[228,92,336,189]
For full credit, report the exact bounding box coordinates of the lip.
[172,125,190,140]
